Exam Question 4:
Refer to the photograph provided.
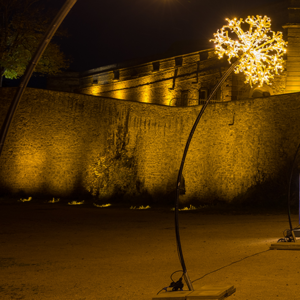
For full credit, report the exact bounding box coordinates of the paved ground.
[0,202,300,300]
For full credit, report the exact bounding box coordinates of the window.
[199,88,208,100]
[175,57,183,66]
[199,88,220,103]
[113,70,119,80]
[152,61,160,72]
[180,90,189,106]
[200,52,209,61]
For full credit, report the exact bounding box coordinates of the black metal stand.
[174,60,240,290]
[288,144,300,230]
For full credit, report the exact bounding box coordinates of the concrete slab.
[187,285,235,299]
[152,290,192,300]
[270,242,300,250]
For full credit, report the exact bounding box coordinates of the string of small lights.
[210,15,287,87]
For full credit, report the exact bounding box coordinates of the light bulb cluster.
[210,15,288,87]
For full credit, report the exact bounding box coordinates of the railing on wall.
[168,98,222,106]
[198,99,222,105]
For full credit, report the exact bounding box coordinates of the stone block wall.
[1,87,300,203]
[78,51,229,106]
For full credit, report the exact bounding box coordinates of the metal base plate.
[270,241,300,250]
[153,291,192,300]
[153,285,236,300]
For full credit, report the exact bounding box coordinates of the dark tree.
[0,0,70,86]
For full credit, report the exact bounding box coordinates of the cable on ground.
[156,248,271,295]
[191,249,271,283]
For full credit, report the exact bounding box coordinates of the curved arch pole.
[175,59,240,291]
[287,143,300,234]
[0,0,77,158]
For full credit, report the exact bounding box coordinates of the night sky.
[49,0,286,72]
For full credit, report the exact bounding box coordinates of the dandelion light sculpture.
[173,15,287,292]
[211,15,287,87]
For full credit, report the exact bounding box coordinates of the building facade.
[47,0,300,106]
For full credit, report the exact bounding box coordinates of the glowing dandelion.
[210,15,288,87]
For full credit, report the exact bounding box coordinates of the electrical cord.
[156,270,185,295]
[170,270,184,282]
[174,60,241,292]
[278,226,300,242]
[156,288,165,295]
[156,249,271,294]
[191,249,271,283]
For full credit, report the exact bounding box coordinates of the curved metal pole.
[287,143,300,232]
[0,0,77,157]
[175,59,240,291]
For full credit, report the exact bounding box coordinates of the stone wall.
[78,54,287,107]
[1,87,300,203]
[78,51,228,106]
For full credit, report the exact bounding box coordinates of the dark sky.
[49,0,287,72]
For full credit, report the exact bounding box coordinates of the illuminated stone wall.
[78,50,229,106]
[283,0,300,93]
[0,87,300,203]
[77,51,286,106]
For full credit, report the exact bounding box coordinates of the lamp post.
[274,142,300,244]
[175,59,240,291]
[0,0,77,158]
[174,15,287,291]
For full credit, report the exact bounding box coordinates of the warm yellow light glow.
[68,200,85,205]
[93,203,111,208]
[211,15,287,87]
[18,197,32,202]
[47,198,60,203]
[141,84,152,103]
[171,204,208,211]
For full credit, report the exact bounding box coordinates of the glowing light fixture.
[18,197,32,202]
[130,205,151,210]
[47,198,60,204]
[210,15,287,87]
[171,205,208,211]
[93,203,111,208]
[68,200,85,205]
